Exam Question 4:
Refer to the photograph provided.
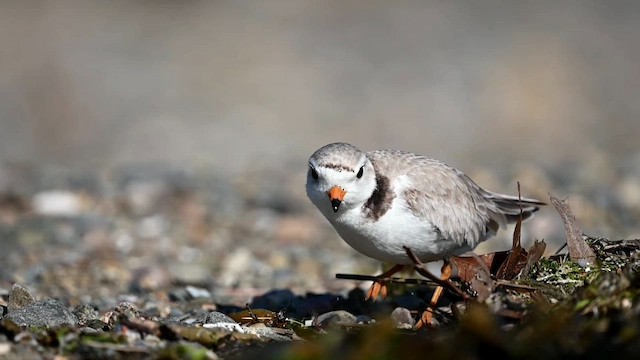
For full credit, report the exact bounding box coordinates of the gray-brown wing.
[367,150,503,248]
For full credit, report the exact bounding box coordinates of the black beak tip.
[331,199,341,212]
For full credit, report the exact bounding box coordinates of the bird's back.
[365,150,543,249]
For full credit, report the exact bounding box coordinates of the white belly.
[330,202,468,264]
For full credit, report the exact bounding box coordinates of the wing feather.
[367,150,502,249]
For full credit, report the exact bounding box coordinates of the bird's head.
[306,142,376,218]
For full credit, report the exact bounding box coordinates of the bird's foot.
[365,280,389,300]
[364,264,405,301]
[414,261,452,329]
[415,309,434,329]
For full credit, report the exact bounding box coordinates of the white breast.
[330,193,469,264]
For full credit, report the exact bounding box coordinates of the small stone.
[185,286,212,300]
[143,334,163,347]
[390,307,415,329]
[7,283,35,312]
[0,343,10,356]
[115,302,139,317]
[136,215,168,239]
[101,302,139,327]
[78,326,99,334]
[316,310,357,328]
[4,299,77,328]
[202,322,244,333]
[73,304,99,326]
[219,247,257,287]
[32,190,84,216]
[355,315,374,324]
[168,288,189,302]
[85,319,109,331]
[169,263,211,285]
[244,324,293,342]
[198,311,236,325]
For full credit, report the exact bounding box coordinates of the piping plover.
[306,142,544,321]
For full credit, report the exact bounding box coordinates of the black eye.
[356,166,364,179]
[310,168,319,180]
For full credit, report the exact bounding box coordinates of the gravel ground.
[0,160,639,358]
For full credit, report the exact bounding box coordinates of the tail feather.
[484,192,545,224]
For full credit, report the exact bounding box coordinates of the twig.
[554,242,567,255]
[469,252,492,277]
[335,273,436,285]
[403,246,468,300]
[121,317,161,336]
[245,303,259,322]
[495,280,538,292]
[81,341,150,354]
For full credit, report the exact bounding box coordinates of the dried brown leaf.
[121,317,161,336]
[470,258,495,302]
[496,239,527,280]
[494,281,537,293]
[520,240,546,278]
[450,254,496,283]
[549,195,596,265]
[471,277,493,303]
[496,184,528,280]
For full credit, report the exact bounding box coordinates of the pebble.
[185,286,212,300]
[218,247,258,287]
[203,322,245,333]
[169,288,189,302]
[124,180,166,216]
[355,315,375,324]
[0,343,10,356]
[198,311,237,325]
[390,307,415,329]
[101,302,139,327]
[7,283,35,312]
[73,304,99,326]
[244,324,293,342]
[315,310,357,328]
[168,263,211,285]
[136,215,168,239]
[4,299,77,328]
[31,190,85,216]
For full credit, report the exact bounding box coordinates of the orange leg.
[416,261,453,329]
[365,264,405,301]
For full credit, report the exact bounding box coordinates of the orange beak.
[327,186,347,213]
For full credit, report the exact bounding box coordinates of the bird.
[305,142,545,327]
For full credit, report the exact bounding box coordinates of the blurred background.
[0,1,638,306]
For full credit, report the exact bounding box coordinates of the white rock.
[202,322,245,333]
[218,247,257,287]
[125,181,165,215]
[0,343,10,356]
[136,215,168,239]
[32,190,84,216]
